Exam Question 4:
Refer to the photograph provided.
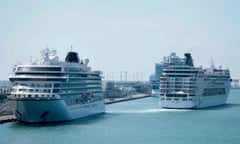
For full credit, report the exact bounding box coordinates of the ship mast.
[211,58,215,69]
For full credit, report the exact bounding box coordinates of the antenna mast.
[211,57,215,69]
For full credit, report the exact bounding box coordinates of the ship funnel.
[184,53,193,66]
[65,52,80,63]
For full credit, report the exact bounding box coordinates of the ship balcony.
[9,74,67,79]
[9,75,67,82]
[163,73,197,77]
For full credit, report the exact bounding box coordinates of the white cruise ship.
[8,48,105,123]
[160,53,231,109]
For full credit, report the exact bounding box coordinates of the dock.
[104,94,151,104]
[0,115,16,124]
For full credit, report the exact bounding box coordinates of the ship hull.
[160,94,228,109]
[160,98,196,109]
[196,95,228,108]
[151,89,160,97]
[10,99,105,123]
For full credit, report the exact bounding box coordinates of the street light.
[120,71,123,82]
[125,71,127,82]
[112,72,114,81]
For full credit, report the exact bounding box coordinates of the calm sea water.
[1,90,240,144]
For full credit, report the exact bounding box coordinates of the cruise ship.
[8,48,105,123]
[159,53,231,109]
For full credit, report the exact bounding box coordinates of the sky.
[1,0,240,81]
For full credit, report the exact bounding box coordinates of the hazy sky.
[1,0,240,81]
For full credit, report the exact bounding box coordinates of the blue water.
[1,90,240,144]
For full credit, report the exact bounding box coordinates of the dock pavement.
[104,93,151,104]
[0,115,16,123]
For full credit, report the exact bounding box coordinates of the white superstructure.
[150,53,185,97]
[160,53,231,109]
[8,48,105,123]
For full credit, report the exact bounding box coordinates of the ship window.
[54,83,60,87]
[17,67,61,72]
[21,83,27,86]
[203,88,226,96]
[53,89,59,93]
[44,84,51,87]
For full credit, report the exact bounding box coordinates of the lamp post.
[136,72,139,81]
[125,71,127,82]
[120,71,123,82]
[112,72,114,81]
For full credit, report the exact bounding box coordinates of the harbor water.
[0,90,240,144]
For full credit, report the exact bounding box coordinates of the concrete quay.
[0,115,16,124]
[104,93,151,104]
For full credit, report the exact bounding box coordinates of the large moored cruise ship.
[8,48,105,123]
[160,53,231,109]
